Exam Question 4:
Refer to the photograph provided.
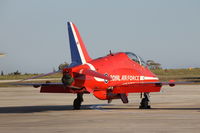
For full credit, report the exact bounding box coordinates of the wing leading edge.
[111,80,200,93]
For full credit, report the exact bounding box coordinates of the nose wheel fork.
[139,92,151,109]
[73,93,84,110]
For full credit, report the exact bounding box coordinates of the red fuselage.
[40,22,161,102]
[61,52,161,100]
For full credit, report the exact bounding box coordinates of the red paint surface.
[40,22,161,102]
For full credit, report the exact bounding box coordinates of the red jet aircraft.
[17,22,195,110]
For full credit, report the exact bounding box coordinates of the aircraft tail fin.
[67,22,92,67]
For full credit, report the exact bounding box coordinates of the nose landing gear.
[139,92,151,109]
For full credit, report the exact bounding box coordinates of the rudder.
[67,22,92,67]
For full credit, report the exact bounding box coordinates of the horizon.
[1,0,200,73]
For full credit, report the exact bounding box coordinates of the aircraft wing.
[10,82,63,86]
[10,82,89,93]
[111,80,200,94]
[19,70,62,82]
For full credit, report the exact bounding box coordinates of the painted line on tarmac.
[89,104,152,114]
[89,104,112,112]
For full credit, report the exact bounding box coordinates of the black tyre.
[139,98,150,109]
[73,98,81,110]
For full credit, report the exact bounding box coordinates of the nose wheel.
[73,93,83,110]
[139,92,151,109]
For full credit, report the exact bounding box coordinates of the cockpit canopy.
[125,52,147,67]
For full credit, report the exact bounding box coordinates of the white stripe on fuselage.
[140,76,159,80]
[70,22,86,64]
[85,63,104,82]
[85,63,159,82]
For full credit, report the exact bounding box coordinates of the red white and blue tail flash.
[67,22,91,67]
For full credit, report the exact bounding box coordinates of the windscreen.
[125,52,147,67]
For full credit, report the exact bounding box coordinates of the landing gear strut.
[73,93,83,110]
[139,92,151,109]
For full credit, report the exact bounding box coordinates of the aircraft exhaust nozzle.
[62,71,74,86]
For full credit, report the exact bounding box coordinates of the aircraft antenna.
[109,50,113,56]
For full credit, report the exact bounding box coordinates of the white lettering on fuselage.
[110,75,140,81]
[110,75,158,81]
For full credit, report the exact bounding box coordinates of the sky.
[0,0,200,74]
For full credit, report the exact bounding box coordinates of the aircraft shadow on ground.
[1,104,200,113]
[102,107,200,111]
[0,105,95,114]
[97,105,200,111]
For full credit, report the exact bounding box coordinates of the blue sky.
[0,0,200,73]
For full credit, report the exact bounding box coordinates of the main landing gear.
[139,92,151,109]
[73,93,83,110]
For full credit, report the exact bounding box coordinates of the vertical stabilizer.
[67,22,92,67]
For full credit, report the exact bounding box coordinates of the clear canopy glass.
[125,52,147,67]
